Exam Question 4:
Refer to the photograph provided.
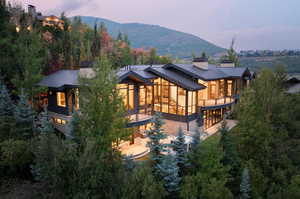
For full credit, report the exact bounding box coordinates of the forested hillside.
[240,56,300,73]
[76,16,226,58]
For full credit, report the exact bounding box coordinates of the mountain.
[75,16,226,58]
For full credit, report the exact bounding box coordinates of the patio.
[119,119,237,159]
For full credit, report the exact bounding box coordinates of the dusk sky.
[18,0,300,50]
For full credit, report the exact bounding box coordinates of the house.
[285,75,300,94]
[38,58,253,148]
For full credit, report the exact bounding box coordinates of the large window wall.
[153,78,196,116]
[117,84,134,111]
[198,79,238,105]
[139,85,153,114]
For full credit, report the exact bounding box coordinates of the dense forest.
[1,2,300,199]
[240,56,300,74]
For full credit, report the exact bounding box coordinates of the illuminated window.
[209,81,217,99]
[188,91,197,115]
[57,92,66,107]
[75,88,80,110]
[117,84,134,111]
[53,117,67,125]
[169,86,177,114]
[178,88,186,115]
[139,86,146,106]
[219,80,225,98]
[227,80,233,97]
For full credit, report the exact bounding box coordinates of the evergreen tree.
[219,119,241,194]
[37,106,54,135]
[157,154,181,194]
[0,2,19,80]
[14,30,45,99]
[124,34,130,45]
[122,165,166,199]
[0,83,15,141]
[226,38,240,66]
[68,110,80,141]
[147,113,168,171]
[172,127,188,176]
[91,23,101,58]
[73,56,130,198]
[190,127,201,151]
[240,168,251,199]
[14,89,35,139]
[117,31,123,41]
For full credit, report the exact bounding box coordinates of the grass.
[202,132,221,148]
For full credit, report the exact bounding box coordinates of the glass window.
[53,117,67,125]
[117,84,134,111]
[139,86,146,106]
[129,87,134,110]
[178,87,186,115]
[75,88,80,110]
[188,91,197,115]
[57,92,66,107]
[169,86,177,114]
[219,80,225,98]
[209,81,217,99]
[227,80,233,97]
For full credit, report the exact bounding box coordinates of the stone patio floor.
[120,120,238,159]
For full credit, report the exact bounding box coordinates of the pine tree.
[73,56,130,198]
[14,89,35,139]
[240,168,251,199]
[157,154,181,194]
[124,34,130,45]
[219,119,241,194]
[147,113,168,168]
[14,30,45,99]
[0,83,15,141]
[172,127,188,176]
[37,106,54,135]
[117,31,123,41]
[68,110,80,141]
[191,127,201,151]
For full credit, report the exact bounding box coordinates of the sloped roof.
[164,63,250,80]
[38,70,79,88]
[147,66,205,91]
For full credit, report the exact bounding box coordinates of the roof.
[38,63,250,90]
[38,66,157,88]
[164,63,250,80]
[119,65,158,79]
[147,66,205,91]
[38,70,79,88]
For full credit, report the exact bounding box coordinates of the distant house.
[285,75,300,94]
[38,59,254,142]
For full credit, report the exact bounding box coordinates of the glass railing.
[198,96,235,107]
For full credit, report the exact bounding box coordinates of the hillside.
[75,16,226,58]
[240,56,300,73]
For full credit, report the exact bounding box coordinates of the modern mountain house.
[38,58,253,149]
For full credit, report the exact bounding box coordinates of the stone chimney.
[220,60,235,67]
[28,5,37,18]
[193,57,209,70]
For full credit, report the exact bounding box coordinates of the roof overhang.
[118,70,154,85]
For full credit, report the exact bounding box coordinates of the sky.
[17,0,300,51]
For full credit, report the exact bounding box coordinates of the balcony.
[198,97,235,109]
[127,113,153,128]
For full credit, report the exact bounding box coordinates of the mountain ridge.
[75,16,226,58]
